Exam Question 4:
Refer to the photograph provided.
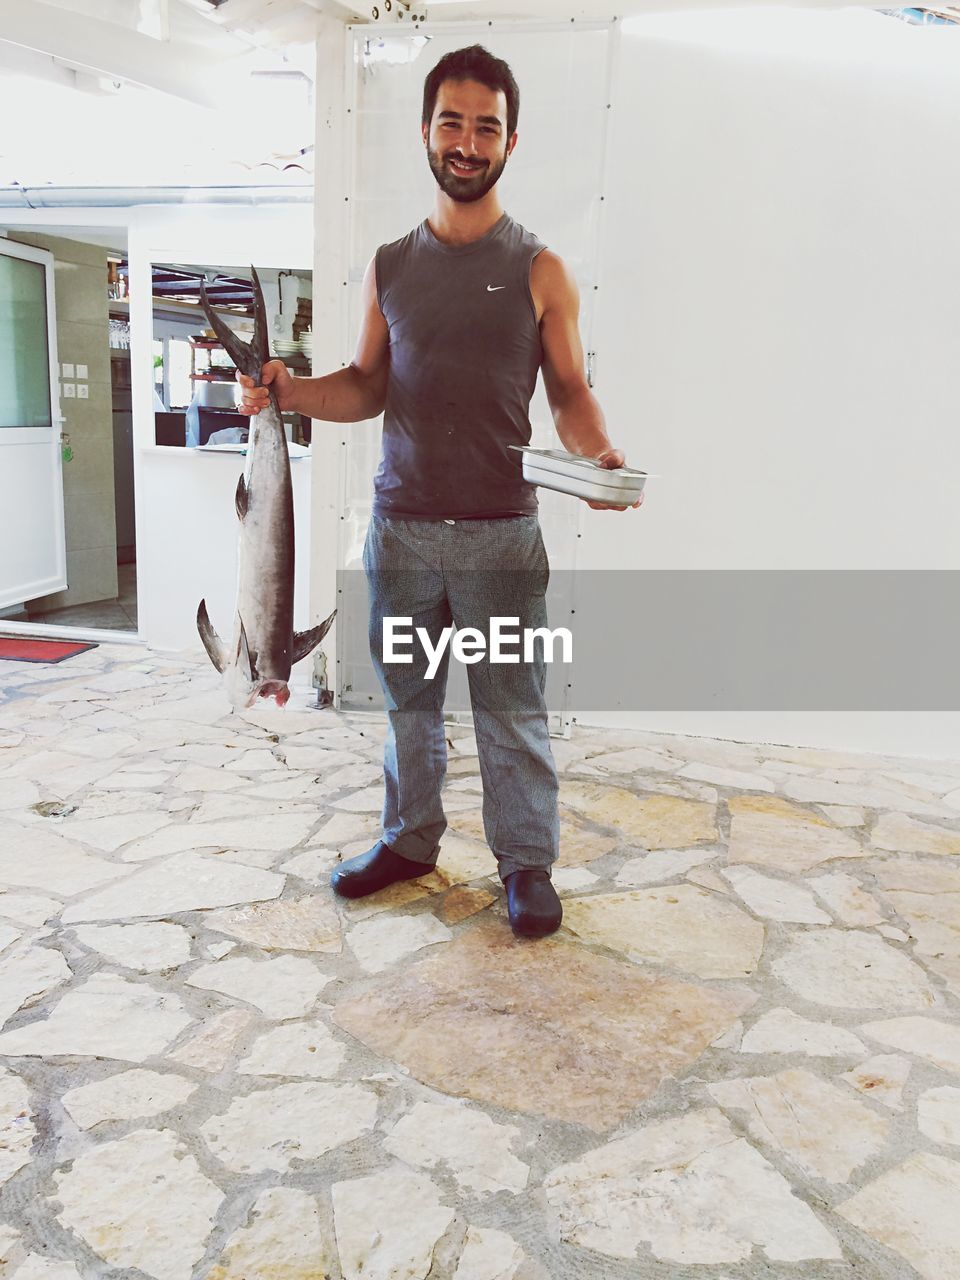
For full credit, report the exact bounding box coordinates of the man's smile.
[447,155,486,176]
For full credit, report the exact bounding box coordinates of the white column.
[309,14,350,698]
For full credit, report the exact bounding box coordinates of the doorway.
[0,226,138,637]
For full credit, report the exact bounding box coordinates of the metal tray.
[511,446,649,504]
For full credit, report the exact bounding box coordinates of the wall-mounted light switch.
[62,363,75,378]
[77,384,89,399]
[76,364,88,380]
[63,383,76,398]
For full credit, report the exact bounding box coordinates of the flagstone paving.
[0,643,959,1278]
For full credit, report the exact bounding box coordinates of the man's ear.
[421,121,429,147]
[506,131,518,158]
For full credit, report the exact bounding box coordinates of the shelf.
[108,297,251,323]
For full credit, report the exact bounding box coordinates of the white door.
[0,240,67,611]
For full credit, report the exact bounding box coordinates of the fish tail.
[199,265,270,383]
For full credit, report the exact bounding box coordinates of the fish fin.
[237,617,258,681]
[197,600,228,674]
[235,473,249,521]
[292,608,337,664]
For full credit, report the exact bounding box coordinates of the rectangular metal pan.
[511,446,649,504]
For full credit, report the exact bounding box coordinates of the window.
[0,251,51,428]
[168,338,193,409]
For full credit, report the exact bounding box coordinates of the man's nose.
[458,131,479,156]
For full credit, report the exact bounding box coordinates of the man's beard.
[427,146,507,204]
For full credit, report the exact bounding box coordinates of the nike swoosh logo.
[486,285,506,292]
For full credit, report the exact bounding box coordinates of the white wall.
[580,8,960,758]
[135,447,312,653]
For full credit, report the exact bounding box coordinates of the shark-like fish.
[196,266,335,709]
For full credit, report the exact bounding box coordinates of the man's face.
[423,78,516,204]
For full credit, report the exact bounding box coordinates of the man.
[238,45,641,939]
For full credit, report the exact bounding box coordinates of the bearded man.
[238,44,641,937]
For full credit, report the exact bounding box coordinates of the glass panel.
[168,339,193,410]
[0,253,52,428]
[340,25,614,725]
[153,337,165,403]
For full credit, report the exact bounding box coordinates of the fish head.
[254,680,291,707]
[223,666,291,711]
[222,620,290,710]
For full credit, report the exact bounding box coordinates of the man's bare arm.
[237,257,389,423]
[534,251,614,456]
[533,250,642,509]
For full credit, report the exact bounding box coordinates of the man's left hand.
[586,447,645,511]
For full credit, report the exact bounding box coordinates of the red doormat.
[0,637,99,664]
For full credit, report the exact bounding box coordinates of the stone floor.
[0,642,959,1280]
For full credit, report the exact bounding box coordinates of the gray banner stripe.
[338,570,960,712]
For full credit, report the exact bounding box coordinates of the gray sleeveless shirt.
[373,212,546,519]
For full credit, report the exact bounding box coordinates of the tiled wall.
[13,233,118,612]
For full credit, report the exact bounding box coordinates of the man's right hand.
[236,360,296,415]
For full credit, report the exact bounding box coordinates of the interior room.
[0,227,138,632]
[0,4,959,1280]
[149,263,314,449]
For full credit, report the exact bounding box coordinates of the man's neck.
[427,192,505,247]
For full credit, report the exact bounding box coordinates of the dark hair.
[422,44,520,137]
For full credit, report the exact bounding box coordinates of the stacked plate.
[273,331,313,364]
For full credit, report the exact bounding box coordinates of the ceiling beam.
[174,0,320,75]
[0,0,232,108]
[385,0,862,18]
[292,0,868,29]
[304,0,383,23]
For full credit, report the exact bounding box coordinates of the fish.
[195,265,335,710]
